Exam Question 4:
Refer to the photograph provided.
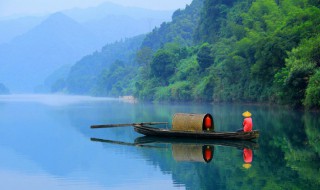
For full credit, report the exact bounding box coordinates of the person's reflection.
[242,148,253,169]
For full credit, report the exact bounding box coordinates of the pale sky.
[0,0,193,18]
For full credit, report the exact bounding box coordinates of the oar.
[90,122,168,129]
[90,137,165,149]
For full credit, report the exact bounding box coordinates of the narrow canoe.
[134,125,259,140]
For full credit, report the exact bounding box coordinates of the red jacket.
[243,148,253,163]
[243,117,252,132]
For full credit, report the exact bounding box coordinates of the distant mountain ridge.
[63,2,172,22]
[0,2,172,45]
[0,2,173,92]
[65,35,145,95]
[82,15,165,46]
[0,83,10,94]
[0,16,44,44]
[0,12,99,92]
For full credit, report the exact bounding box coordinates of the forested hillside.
[57,0,320,109]
[133,0,320,109]
[141,0,204,50]
[57,35,145,95]
[54,0,203,96]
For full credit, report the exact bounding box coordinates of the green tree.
[136,47,153,66]
[197,42,214,71]
[304,70,320,108]
[274,35,320,107]
[141,0,204,50]
[94,60,138,96]
[194,0,239,43]
[150,49,176,81]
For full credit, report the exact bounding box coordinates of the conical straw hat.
[243,163,252,169]
[242,111,252,117]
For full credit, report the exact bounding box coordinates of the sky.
[0,0,193,18]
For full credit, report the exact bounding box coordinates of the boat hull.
[134,125,259,140]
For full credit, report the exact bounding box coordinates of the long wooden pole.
[90,122,168,129]
[90,137,165,149]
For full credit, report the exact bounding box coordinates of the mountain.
[0,2,172,46]
[0,16,44,44]
[142,0,204,50]
[64,1,173,45]
[65,35,145,95]
[36,64,72,93]
[133,0,320,109]
[0,2,174,93]
[50,1,202,97]
[82,15,165,44]
[0,12,99,92]
[0,83,10,94]
[63,2,172,22]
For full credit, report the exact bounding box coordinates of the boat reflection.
[134,136,259,149]
[91,136,258,164]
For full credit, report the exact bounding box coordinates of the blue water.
[0,94,319,189]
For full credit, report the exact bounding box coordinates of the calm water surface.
[0,94,319,189]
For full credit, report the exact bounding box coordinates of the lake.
[0,94,319,189]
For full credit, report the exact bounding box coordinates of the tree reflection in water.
[87,103,320,189]
[90,108,319,189]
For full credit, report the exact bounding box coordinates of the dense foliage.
[134,0,320,109]
[141,0,204,50]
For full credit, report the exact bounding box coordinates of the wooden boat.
[133,124,259,140]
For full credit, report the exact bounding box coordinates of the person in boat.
[242,148,253,169]
[237,111,253,132]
